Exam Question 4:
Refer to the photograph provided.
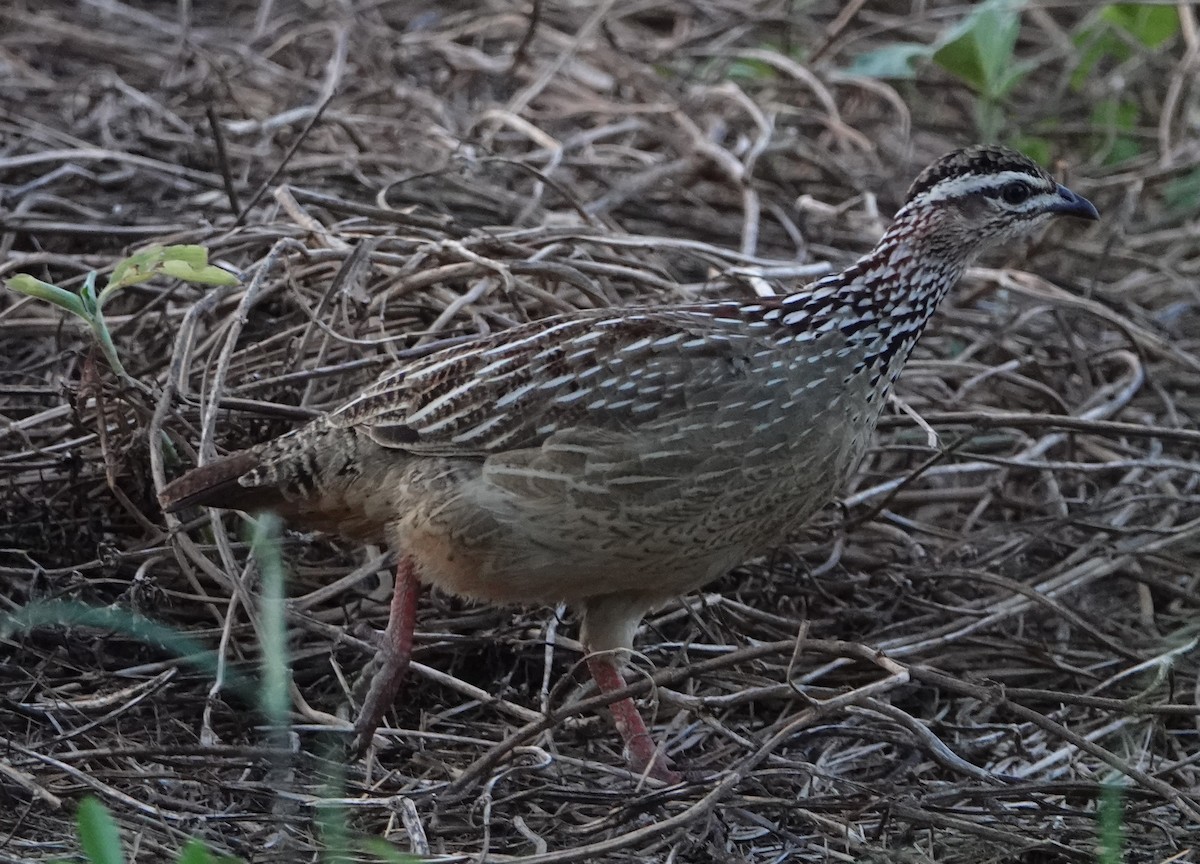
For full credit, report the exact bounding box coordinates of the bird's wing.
[330,303,788,459]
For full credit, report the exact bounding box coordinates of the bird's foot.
[625,733,683,785]
[349,557,420,757]
[586,654,681,785]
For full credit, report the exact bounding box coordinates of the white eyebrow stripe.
[919,170,1048,204]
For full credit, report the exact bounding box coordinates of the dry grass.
[2,1,1199,862]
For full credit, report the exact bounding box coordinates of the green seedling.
[1074,4,1180,91]
[851,0,1033,139]
[6,244,238,392]
[1072,4,1180,163]
[68,794,428,863]
[65,796,241,864]
[1164,167,1200,217]
[19,527,426,864]
[74,796,124,864]
[1097,781,1125,864]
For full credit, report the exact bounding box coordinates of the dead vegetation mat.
[2,1,1199,862]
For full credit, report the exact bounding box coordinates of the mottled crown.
[904,145,1054,202]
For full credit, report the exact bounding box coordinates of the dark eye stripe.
[974,180,1043,201]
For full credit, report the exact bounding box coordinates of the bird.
[159,145,1098,782]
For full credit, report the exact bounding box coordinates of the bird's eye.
[1000,181,1031,205]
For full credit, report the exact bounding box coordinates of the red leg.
[351,556,419,755]
[586,654,680,783]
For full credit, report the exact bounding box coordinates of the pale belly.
[387,392,877,605]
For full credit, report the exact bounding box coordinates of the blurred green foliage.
[850,2,1181,162]
[1097,782,1125,864]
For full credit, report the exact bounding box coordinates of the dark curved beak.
[1048,183,1099,221]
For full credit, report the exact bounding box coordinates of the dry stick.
[291,238,375,406]
[278,602,545,726]
[506,0,542,77]
[501,0,616,122]
[197,238,307,461]
[0,147,221,187]
[478,156,601,228]
[291,186,452,231]
[878,410,1200,448]
[398,796,432,857]
[810,0,870,63]
[987,268,1200,374]
[884,802,1085,862]
[201,556,255,748]
[929,569,1140,661]
[851,349,1147,511]
[1158,3,1199,162]
[0,734,196,826]
[206,103,241,215]
[152,279,248,628]
[234,93,336,225]
[785,510,1200,749]
[469,662,909,864]
[850,698,1000,783]
[997,686,1200,718]
[444,639,905,798]
[289,550,393,611]
[29,670,178,750]
[0,760,61,809]
[881,512,1200,659]
[909,665,1200,823]
[150,278,242,488]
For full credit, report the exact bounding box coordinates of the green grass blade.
[251,514,291,737]
[1,600,255,700]
[76,797,125,864]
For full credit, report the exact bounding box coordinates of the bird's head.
[893,145,1098,257]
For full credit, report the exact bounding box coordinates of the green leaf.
[361,838,428,863]
[2,600,255,699]
[1097,781,1124,864]
[726,58,777,80]
[250,515,290,737]
[103,244,238,306]
[5,274,87,318]
[161,245,210,269]
[997,58,1038,97]
[176,839,241,864]
[76,797,125,864]
[1072,5,1178,90]
[108,245,166,290]
[1101,4,1179,48]
[1069,28,1122,91]
[158,260,240,286]
[1090,97,1145,164]
[1105,137,1141,164]
[1090,97,1139,131]
[933,0,1025,97]
[1007,134,1051,167]
[1163,168,1200,215]
[849,43,931,79]
[177,841,215,864]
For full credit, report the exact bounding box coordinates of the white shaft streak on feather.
[406,376,490,426]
